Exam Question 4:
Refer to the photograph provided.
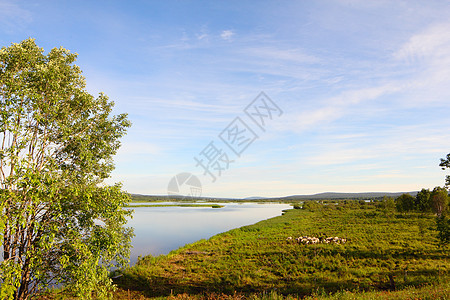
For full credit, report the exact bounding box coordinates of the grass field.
[113,201,449,299]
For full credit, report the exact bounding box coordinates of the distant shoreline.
[125,203,224,208]
[130,191,419,203]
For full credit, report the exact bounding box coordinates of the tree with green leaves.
[430,187,449,217]
[302,201,321,211]
[395,193,415,213]
[381,196,395,218]
[436,215,450,246]
[440,153,450,186]
[415,188,432,213]
[0,39,133,299]
[437,156,450,247]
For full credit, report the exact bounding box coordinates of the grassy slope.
[115,203,449,299]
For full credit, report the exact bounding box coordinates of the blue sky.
[2,0,450,198]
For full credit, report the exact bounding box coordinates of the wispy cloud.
[0,1,32,33]
[142,97,241,114]
[276,83,398,134]
[390,22,450,107]
[394,22,450,64]
[116,141,161,156]
[197,33,208,40]
[220,30,234,41]
[242,47,320,64]
[306,147,376,167]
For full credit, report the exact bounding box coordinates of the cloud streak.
[220,30,234,41]
[0,1,32,33]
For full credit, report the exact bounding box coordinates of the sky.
[2,0,450,198]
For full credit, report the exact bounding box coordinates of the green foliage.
[0,39,133,299]
[395,193,415,213]
[415,188,432,213]
[439,152,450,186]
[292,203,301,209]
[381,196,395,217]
[302,201,321,211]
[436,215,450,246]
[430,187,449,217]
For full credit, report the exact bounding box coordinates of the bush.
[436,215,450,246]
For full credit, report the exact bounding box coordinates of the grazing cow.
[291,235,347,245]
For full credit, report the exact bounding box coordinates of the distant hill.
[130,191,419,202]
[243,196,266,200]
[275,191,418,201]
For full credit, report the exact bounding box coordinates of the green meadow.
[113,201,449,299]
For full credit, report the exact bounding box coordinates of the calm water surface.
[126,202,291,264]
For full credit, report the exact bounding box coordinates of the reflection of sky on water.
[127,203,291,265]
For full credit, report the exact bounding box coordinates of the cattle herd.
[286,236,347,245]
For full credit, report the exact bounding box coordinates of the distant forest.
[130,191,418,202]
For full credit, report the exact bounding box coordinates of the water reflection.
[127,202,290,264]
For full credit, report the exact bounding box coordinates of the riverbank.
[114,201,449,299]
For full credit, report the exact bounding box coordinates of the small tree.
[395,193,415,213]
[440,153,450,186]
[382,196,396,218]
[302,201,321,211]
[0,39,133,299]
[430,187,449,217]
[436,215,450,246]
[415,188,432,213]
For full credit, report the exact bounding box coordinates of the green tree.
[430,187,449,217]
[436,215,450,246]
[440,153,450,186]
[302,201,321,211]
[0,39,133,299]
[395,193,415,213]
[381,196,396,217]
[415,188,432,213]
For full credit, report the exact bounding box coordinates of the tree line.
[381,187,449,246]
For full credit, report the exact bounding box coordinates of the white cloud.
[276,83,398,134]
[105,174,171,195]
[294,106,342,132]
[243,47,320,64]
[394,22,450,64]
[197,33,208,40]
[116,141,160,156]
[0,1,32,32]
[220,30,234,41]
[306,148,377,167]
[389,22,450,106]
[142,97,240,114]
